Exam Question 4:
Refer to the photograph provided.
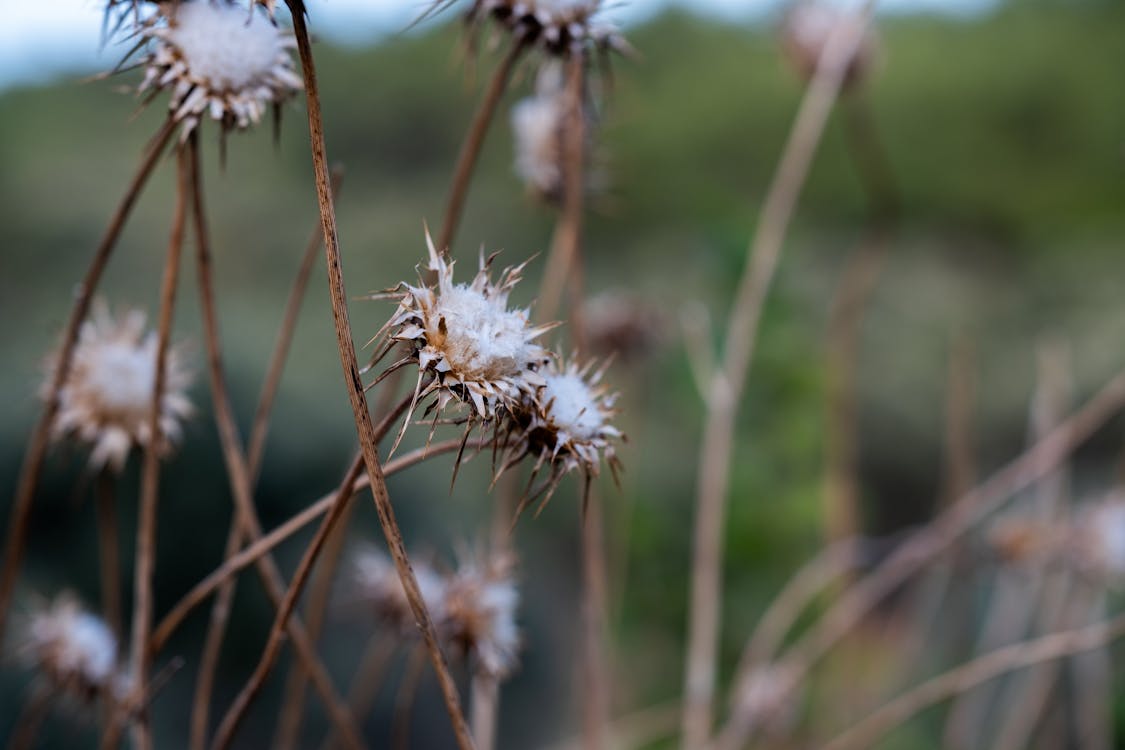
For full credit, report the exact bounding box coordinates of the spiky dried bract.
[349,545,447,636]
[506,357,622,502]
[137,0,302,137]
[781,2,877,87]
[18,593,122,704]
[374,233,554,433]
[441,552,520,678]
[45,301,193,473]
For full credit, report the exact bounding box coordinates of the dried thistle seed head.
[1071,495,1125,580]
[780,2,876,87]
[374,232,554,428]
[45,301,193,473]
[18,593,120,704]
[582,291,666,362]
[732,664,799,736]
[511,65,569,201]
[137,0,302,137]
[349,545,447,636]
[437,0,627,57]
[440,552,520,678]
[504,356,622,509]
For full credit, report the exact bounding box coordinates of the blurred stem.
[393,647,427,750]
[320,636,395,750]
[9,686,52,750]
[0,116,176,647]
[127,139,190,750]
[680,10,874,748]
[209,457,366,750]
[821,613,1125,750]
[437,37,526,257]
[95,470,122,640]
[471,675,500,750]
[287,6,476,748]
[184,134,365,750]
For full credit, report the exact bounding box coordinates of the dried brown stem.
[680,10,873,747]
[393,647,427,750]
[274,373,405,750]
[127,140,190,750]
[820,614,1125,750]
[580,485,611,750]
[185,135,365,750]
[149,435,490,655]
[95,470,122,639]
[319,636,395,750]
[437,37,525,256]
[0,116,177,645]
[194,167,344,750]
[210,457,366,750]
[287,7,475,748]
[470,675,500,750]
[9,686,52,750]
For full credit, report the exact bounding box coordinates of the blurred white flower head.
[20,594,120,702]
[349,545,447,635]
[45,300,192,472]
[441,553,520,678]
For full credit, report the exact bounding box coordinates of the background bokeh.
[2,1,1124,747]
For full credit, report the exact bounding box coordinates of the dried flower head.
[781,2,876,87]
[18,594,121,704]
[45,301,193,472]
[503,356,622,512]
[136,0,302,137]
[372,232,555,448]
[511,65,569,201]
[582,291,666,362]
[349,545,447,636]
[1071,495,1125,581]
[732,663,799,736]
[430,0,627,57]
[440,552,520,678]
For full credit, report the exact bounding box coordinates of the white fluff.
[164,2,289,91]
[433,284,541,381]
[542,371,605,441]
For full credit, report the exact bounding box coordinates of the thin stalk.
[127,140,190,750]
[820,614,1125,750]
[95,470,122,639]
[149,435,492,655]
[680,10,874,747]
[210,458,366,750]
[471,676,500,750]
[185,135,366,750]
[437,37,526,256]
[287,7,476,748]
[319,636,395,750]
[193,167,344,750]
[0,116,177,644]
[580,486,611,750]
[393,647,427,750]
[273,373,404,750]
[9,687,52,750]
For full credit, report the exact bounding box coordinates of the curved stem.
[437,37,526,256]
[287,7,476,748]
[679,10,873,747]
[210,458,366,750]
[127,140,190,750]
[821,614,1125,750]
[0,116,176,645]
[185,135,365,750]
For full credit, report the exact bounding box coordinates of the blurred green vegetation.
[1,0,1124,747]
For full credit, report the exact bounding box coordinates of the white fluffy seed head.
[442,555,520,678]
[46,301,193,472]
[23,594,119,698]
[542,370,605,441]
[1079,497,1125,579]
[350,546,447,634]
[138,0,302,136]
[458,0,626,57]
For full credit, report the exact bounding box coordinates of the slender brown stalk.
[820,614,1125,750]
[185,135,366,750]
[210,458,366,750]
[149,435,491,655]
[95,470,122,639]
[319,636,395,750]
[127,140,190,750]
[193,167,345,750]
[287,7,475,748]
[470,675,500,750]
[680,10,874,747]
[393,647,427,750]
[580,486,611,750]
[437,37,526,256]
[273,373,405,750]
[9,687,52,750]
[0,116,177,645]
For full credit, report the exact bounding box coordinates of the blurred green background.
[2,0,1125,747]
